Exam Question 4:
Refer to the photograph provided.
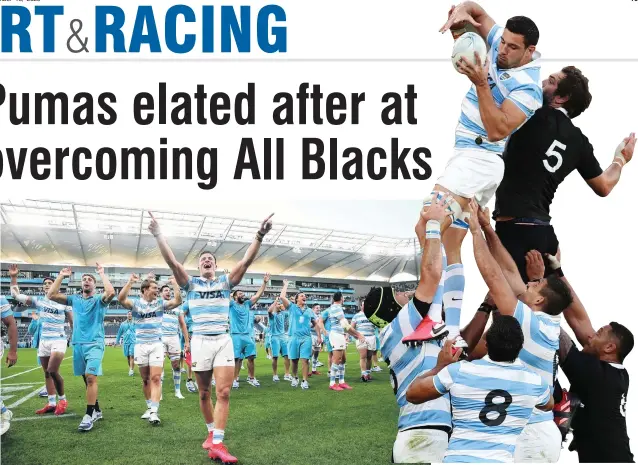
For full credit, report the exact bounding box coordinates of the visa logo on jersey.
[0,4,287,54]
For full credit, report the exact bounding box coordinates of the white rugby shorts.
[329,332,347,351]
[392,429,448,463]
[191,334,235,371]
[37,339,67,357]
[356,335,377,352]
[515,420,562,463]
[162,335,181,360]
[134,342,165,367]
[436,148,505,208]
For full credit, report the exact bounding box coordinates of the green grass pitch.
[1,344,398,465]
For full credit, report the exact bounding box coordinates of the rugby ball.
[451,31,487,73]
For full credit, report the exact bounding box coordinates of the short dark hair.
[333,292,343,302]
[539,275,573,316]
[159,285,170,293]
[486,315,524,363]
[81,273,96,283]
[232,290,241,298]
[140,279,156,293]
[556,66,591,119]
[610,322,634,363]
[199,250,217,263]
[505,16,539,48]
[43,277,55,285]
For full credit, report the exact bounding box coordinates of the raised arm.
[96,263,115,304]
[118,274,139,311]
[544,254,595,346]
[415,195,452,307]
[250,273,270,305]
[406,340,461,404]
[228,214,274,287]
[47,267,72,304]
[439,1,496,42]
[9,264,35,307]
[468,200,519,315]
[267,298,279,314]
[586,133,634,197]
[148,211,190,287]
[478,207,526,296]
[279,280,291,309]
[164,276,183,310]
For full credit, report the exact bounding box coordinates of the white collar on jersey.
[484,356,524,367]
[609,362,625,369]
[556,107,569,118]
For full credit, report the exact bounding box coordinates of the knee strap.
[423,191,463,223]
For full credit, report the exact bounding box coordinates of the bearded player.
[149,211,273,463]
[408,2,543,346]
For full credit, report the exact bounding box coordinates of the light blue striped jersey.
[380,300,452,431]
[352,311,375,336]
[117,320,136,345]
[182,302,193,333]
[288,304,315,339]
[327,304,346,335]
[67,294,108,344]
[514,300,561,424]
[229,300,252,335]
[132,298,167,344]
[0,296,13,319]
[434,357,551,463]
[162,305,183,338]
[30,296,71,341]
[268,310,287,337]
[456,25,542,155]
[182,274,232,336]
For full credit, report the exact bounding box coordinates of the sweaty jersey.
[132,298,167,344]
[28,296,71,341]
[380,300,452,432]
[327,304,346,335]
[68,293,109,344]
[288,304,316,339]
[456,25,542,155]
[162,305,183,338]
[230,300,252,335]
[182,274,232,336]
[352,311,375,336]
[434,358,551,463]
[513,300,560,423]
[494,106,603,221]
[116,320,136,345]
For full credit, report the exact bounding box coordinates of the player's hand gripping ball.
[452,32,487,73]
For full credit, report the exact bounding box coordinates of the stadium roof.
[0,200,421,282]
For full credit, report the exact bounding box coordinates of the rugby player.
[0,294,18,436]
[47,264,116,432]
[409,2,543,344]
[351,302,377,382]
[310,304,323,375]
[159,283,190,399]
[467,200,572,462]
[363,196,491,462]
[407,317,554,463]
[279,280,323,389]
[267,297,291,382]
[493,65,635,282]
[116,311,136,376]
[118,274,182,424]
[149,211,273,463]
[10,265,72,415]
[326,292,365,391]
[230,273,270,388]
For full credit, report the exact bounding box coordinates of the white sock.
[206,422,215,433]
[426,243,447,322]
[442,263,465,340]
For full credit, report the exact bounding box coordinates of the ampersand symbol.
[67,19,89,53]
